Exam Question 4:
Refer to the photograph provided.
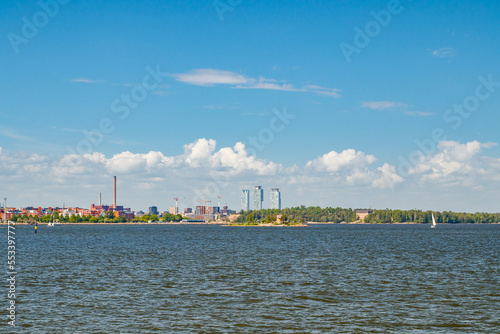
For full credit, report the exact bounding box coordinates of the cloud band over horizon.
[1,139,499,212]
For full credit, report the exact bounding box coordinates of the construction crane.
[173,197,185,215]
[196,199,211,222]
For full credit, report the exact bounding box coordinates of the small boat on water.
[431,213,436,228]
[47,211,59,226]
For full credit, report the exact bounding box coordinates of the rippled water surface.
[4,224,500,333]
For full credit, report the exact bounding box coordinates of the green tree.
[113,216,126,223]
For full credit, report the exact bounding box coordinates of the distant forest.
[237,207,500,224]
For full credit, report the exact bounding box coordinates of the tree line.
[363,209,500,224]
[237,207,358,224]
[8,211,185,223]
[237,206,500,224]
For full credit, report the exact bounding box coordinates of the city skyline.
[1,181,278,215]
[2,0,500,212]
[3,2,497,333]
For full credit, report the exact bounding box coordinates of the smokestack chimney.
[99,192,101,206]
[113,176,117,208]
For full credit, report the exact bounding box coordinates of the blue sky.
[1,0,500,213]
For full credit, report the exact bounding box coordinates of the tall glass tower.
[270,188,281,210]
[253,186,263,210]
[241,190,250,211]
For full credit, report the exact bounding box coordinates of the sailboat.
[431,213,436,228]
[47,211,55,226]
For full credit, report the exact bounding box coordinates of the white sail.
[431,213,436,228]
[48,211,55,226]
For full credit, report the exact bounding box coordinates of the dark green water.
[3,224,499,333]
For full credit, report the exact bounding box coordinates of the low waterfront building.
[356,209,373,221]
[90,203,134,219]
[183,213,215,221]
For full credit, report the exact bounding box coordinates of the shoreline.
[0,222,228,226]
[2,222,499,226]
[226,223,308,227]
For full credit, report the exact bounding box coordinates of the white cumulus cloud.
[410,140,498,183]
[306,149,377,173]
[2,139,500,211]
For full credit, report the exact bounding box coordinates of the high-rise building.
[270,188,281,210]
[149,206,158,215]
[169,207,178,215]
[207,206,220,214]
[195,206,206,215]
[253,186,263,210]
[241,190,250,211]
